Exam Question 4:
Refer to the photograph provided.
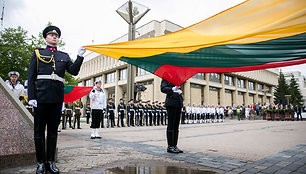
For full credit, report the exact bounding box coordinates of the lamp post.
[116,0,150,101]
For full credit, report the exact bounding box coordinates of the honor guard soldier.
[27,26,85,174]
[85,104,91,124]
[117,98,126,127]
[156,102,162,126]
[73,99,83,129]
[143,101,149,126]
[186,103,191,124]
[6,71,25,99]
[161,79,183,153]
[152,102,157,126]
[106,98,116,128]
[181,103,186,124]
[127,99,135,126]
[147,100,153,126]
[64,102,73,129]
[137,100,144,126]
[134,100,140,126]
[89,80,106,138]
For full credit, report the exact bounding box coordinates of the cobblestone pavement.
[1,120,306,174]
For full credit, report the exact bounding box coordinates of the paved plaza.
[1,119,306,174]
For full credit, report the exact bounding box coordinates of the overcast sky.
[1,0,305,76]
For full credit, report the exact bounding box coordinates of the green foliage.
[0,27,32,82]
[274,71,289,105]
[288,74,303,106]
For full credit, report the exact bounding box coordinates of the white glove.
[175,89,182,95]
[118,112,121,116]
[29,99,37,107]
[78,47,86,57]
[172,86,178,91]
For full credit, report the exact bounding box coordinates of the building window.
[191,84,201,88]
[78,82,83,87]
[225,89,232,93]
[192,73,205,80]
[137,67,150,76]
[106,72,116,83]
[85,79,92,87]
[224,75,234,86]
[237,78,245,88]
[137,80,153,86]
[94,76,102,83]
[248,81,255,90]
[209,86,218,91]
[120,68,127,80]
[258,84,263,91]
[209,73,221,83]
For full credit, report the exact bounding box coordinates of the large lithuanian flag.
[64,85,92,103]
[84,0,306,86]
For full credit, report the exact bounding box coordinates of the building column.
[255,82,259,104]
[233,76,238,106]
[263,84,267,105]
[102,74,108,98]
[219,73,225,106]
[153,76,162,102]
[244,79,249,106]
[184,80,191,105]
[115,70,122,119]
[204,73,210,105]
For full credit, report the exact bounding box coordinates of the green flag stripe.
[64,85,74,94]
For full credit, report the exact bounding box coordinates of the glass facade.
[209,73,221,83]
[237,78,245,88]
[120,68,127,80]
[106,72,116,83]
[224,75,234,86]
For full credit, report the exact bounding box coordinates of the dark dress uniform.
[137,103,144,126]
[64,102,73,128]
[147,103,153,126]
[107,102,116,128]
[161,105,167,125]
[161,79,183,153]
[152,104,157,126]
[143,103,149,126]
[127,102,135,126]
[28,33,83,173]
[117,102,126,127]
[85,105,91,124]
[181,105,186,124]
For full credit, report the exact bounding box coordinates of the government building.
[77,20,278,109]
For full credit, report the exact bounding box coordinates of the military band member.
[27,26,85,174]
[127,99,135,126]
[161,79,183,153]
[107,98,116,128]
[73,99,83,129]
[85,104,91,124]
[89,80,106,138]
[117,98,126,127]
[6,71,25,99]
[156,102,162,126]
[137,100,144,126]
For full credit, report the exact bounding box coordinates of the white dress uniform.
[186,105,192,123]
[5,80,25,99]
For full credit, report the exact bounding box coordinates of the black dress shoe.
[71,126,75,129]
[167,146,179,153]
[95,136,102,139]
[91,136,95,139]
[174,146,183,153]
[46,161,59,174]
[77,127,82,129]
[36,162,46,174]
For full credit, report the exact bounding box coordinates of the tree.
[274,71,289,105]
[288,74,303,106]
[0,27,32,82]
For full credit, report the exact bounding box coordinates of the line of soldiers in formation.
[60,99,228,129]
